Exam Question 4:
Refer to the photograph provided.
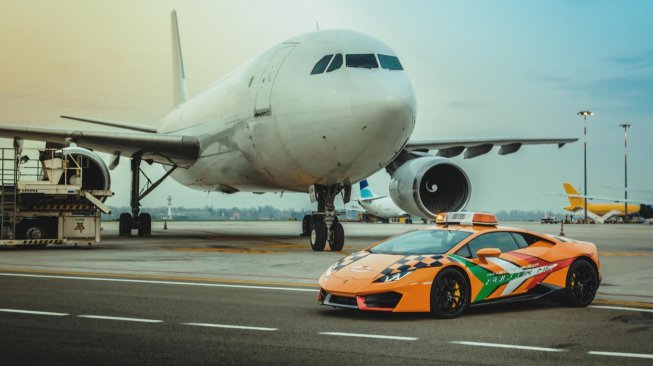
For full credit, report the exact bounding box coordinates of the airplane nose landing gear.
[303,184,349,252]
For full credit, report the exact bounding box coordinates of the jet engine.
[389,157,471,218]
[41,147,111,199]
[639,204,653,219]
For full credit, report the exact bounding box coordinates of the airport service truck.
[0,145,112,247]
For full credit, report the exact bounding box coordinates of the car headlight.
[375,271,413,283]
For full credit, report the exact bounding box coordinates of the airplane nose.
[351,74,416,147]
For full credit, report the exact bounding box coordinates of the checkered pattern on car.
[332,251,369,272]
[373,255,444,281]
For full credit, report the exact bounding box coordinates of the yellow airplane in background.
[562,183,653,223]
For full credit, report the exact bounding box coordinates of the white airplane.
[0,11,576,252]
[356,179,410,223]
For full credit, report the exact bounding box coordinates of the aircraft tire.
[138,213,152,237]
[301,215,312,236]
[328,222,345,252]
[119,213,132,236]
[310,221,327,251]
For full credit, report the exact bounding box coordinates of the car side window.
[467,232,520,258]
[510,233,529,248]
[511,232,548,247]
[455,244,472,259]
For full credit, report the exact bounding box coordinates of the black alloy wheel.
[310,221,327,251]
[561,258,598,307]
[430,267,470,319]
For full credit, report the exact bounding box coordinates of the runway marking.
[589,305,653,313]
[78,315,163,323]
[0,272,318,292]
[599,251,653,257]
[319,332,418,341]
[0,308,68,316]
[0,268,320,288]
[588,351,653,359]
[450,341,565,352]
[183,323,277,331]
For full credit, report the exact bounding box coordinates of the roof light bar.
[436,212,498,226]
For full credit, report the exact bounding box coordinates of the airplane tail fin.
[171,10,189,107]
[563,182,583,208]
[359,179,377,199]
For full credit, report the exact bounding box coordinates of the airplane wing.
[546,192,653,205]
[405,138,578,159]
[0,124,199,167]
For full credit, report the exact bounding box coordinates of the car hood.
[331,253,404,281]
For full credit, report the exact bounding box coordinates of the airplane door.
[254,45,295,117]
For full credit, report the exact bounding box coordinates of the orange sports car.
[318,212,601,318]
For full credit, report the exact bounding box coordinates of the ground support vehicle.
[0,146,112,247]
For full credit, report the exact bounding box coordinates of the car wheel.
[328,222,345,251]
[560,258,598,307]
[430,267,470,319]
[310,221,327,251]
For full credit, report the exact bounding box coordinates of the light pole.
[619,123,632,221]
[577,110,593,224]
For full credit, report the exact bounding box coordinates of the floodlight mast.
[577,110,593,224]
[619,123,632,220]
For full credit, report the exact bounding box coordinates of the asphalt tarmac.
[0,221,652,365]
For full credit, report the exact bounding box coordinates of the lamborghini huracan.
[318,212,601,318]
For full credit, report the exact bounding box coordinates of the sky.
[1,0,652,213]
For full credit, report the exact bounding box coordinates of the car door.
[454,231,529,302]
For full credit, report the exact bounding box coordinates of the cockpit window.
[346,54,378,69]
[326,54,343,72]
[311,54,333,75]
[378,54,403,70]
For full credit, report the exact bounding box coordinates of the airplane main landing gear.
[303,184,348,252]
[118,154,176,237]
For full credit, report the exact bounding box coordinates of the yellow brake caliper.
[452,281,460,310]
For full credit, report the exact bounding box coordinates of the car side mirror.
[476,248,501,263]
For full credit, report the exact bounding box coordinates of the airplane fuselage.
[158,30,416,194]
[565,203,640,217]
[358,197,407,218]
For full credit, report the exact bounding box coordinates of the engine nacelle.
[389,157,471,218]
[42,147,111,199]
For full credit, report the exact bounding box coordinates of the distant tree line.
[494,210,565,221]
[103,205,307,221]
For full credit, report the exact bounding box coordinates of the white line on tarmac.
[0,272,317,292]
[0,308,68,316]
[77,315,163,323]
[588,351,653,359]
[319,332,418,341]
[589,305,653,313]
[183,323,277,331]
[450,341,565,352]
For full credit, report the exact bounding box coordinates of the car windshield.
[370,229,472,255]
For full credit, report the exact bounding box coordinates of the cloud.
[605,50,653,69]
